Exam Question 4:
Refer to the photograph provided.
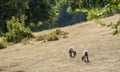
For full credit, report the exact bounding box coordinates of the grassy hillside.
[0,14,120,72]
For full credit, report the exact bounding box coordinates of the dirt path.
[0,14,120,72]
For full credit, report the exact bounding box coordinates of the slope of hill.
[0,14,120,72]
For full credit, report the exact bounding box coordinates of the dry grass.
[0,14,120,72]
[35,29,68,42]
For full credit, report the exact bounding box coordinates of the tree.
[0,0,29,34]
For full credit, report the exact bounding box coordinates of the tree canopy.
[0,0,120,35]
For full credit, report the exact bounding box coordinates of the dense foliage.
[0,0,55,34]
[0,0,119,33]
[66,0,120,20]
[6,16,34,43]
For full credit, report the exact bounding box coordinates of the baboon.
[82,50,89,62]
[69,47,76,58]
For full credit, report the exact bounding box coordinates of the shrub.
[36,35,45,41]
[35,29,68,41]
[54,29,62,35]
[54,28,68,36]
[21,38,31,45]
[6,16,34,43]
[0,37,7,49]
[36,33,59,41]
[46,33,59,41]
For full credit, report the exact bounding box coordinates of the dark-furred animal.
[69,47,76,58]
[82,50,89,62]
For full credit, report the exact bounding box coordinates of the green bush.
[0,37,7,49]
[36,35,45,41]
[6,16,34,43]
[46,32,59,41]
[54,28,68,36]
[36,32,59,41]
[36,29,68,41]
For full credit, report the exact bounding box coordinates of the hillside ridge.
[0,14,120,72]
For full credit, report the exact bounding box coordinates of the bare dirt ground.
[0,14,120,72]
